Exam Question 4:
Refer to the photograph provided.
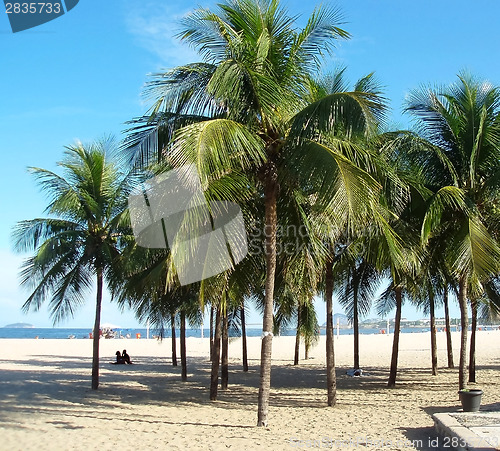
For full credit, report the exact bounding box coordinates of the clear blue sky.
[0,0,498,328]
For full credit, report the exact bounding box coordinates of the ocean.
[0,327,436,339]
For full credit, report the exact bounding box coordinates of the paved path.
[433,412,500,450]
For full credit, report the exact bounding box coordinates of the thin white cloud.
[123,0,200,67]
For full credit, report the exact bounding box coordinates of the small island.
[4,323,34,329]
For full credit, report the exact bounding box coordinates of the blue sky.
[0,0,498,328]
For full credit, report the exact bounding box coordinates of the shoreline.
[1,325,496,340]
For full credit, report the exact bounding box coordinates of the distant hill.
[4,323,34,328]
[334,313,349,325]
[322,314,349,328]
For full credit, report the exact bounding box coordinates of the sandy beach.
[0,330,499,450]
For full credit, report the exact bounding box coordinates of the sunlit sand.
[1,331,499,450]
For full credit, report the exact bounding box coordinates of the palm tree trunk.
[180,310,187,381]
[458,275,469,390]
[171,314,178,366]
[257,166,278,427]
[210,306,222,401]
[294,307,301,365]
[353,283,359,370]
[443,288,454,368]
[430,292,438,376]
[210,305,214,362]
[388,286,402,388]
[221,308,229,390]
[469,301,477,383]
[305,341,310,360]
[325,260,336,406]
[91,269,103,390]
[241,306,248,372]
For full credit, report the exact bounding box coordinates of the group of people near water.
[113,349,133,364]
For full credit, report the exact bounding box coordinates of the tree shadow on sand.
[0,355,402,413]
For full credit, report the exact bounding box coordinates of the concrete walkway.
[433,412,500,450]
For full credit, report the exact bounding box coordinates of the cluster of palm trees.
[13,0,500,427]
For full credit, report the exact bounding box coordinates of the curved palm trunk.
[458,276,469,390]
[430,292,438,376]
[241,306,248,372]
[443,289,454,368]
[325,261,336,406]
[469,301,477,383]
[91,268,103,390]
[180,310,187,381]
[294,307,301,365]
[387,286,402,388]
[221,309,229,390]
[353,283,359,370]
[210,307,222,401]
[257,168,278,426]
[171,314,178,366]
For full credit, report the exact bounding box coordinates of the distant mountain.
[322,314,349,328]
[333,313,349,325]
[361,318,384,324]
[4,323,34,328]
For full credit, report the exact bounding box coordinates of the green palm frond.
[12,140,136,324]
[169,119,267,184]
[447,217,500,280]
[336,258,382,322]
[144,63,220,116]
[290,91,387,140]
[421,186,469,244]
[291,5,349,70]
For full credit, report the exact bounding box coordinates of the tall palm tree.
[467,280,500,382]
[124,0,392,424]
[337,256,381,370]
[405,72,500,389]
[407,246,451,376]
[287,69,392,404]
[12,141,136,389]
[377,278,407,387]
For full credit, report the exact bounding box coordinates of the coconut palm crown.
[12,141,137,390]
[124,0,389,425]
[405,72,500,389]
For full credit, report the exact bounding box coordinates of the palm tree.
[443,287,455,368]
[337,255,381,370]
[240,302,249,372]
[124,0,363,424]
[407,248,451,376]
[405,72,500,389]
[377,278,407,387]
[115,248,203,382]
[467,281,500,382]
[12,141,136,389]
[287,70,392,404]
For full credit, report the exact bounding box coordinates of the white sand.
[0,330,499,450]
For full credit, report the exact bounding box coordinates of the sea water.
[0,327,435,339]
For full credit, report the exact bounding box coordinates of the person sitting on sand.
[122,349,133,364]
[112,350,125,364]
